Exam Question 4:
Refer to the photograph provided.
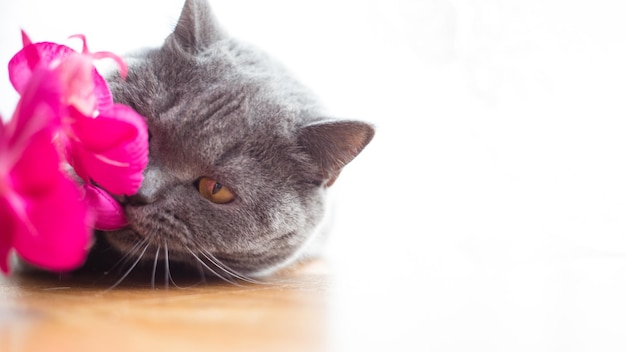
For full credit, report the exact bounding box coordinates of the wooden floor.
[0,260,331,352]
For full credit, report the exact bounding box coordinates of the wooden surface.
[0,260,330,352]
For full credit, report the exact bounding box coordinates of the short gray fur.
[101,0,374,277]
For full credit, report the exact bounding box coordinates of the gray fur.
[102,0,374,277]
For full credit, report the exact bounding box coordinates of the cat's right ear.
[167,0,222,54]
[298,120,375,187]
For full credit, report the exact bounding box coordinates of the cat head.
[104,0,374,277]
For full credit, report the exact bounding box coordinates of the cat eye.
[197,177,235,204]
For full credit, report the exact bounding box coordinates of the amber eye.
[197,177,235,204]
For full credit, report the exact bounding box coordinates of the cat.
[91,0,374,280]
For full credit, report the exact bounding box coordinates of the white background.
[2,0,626,351]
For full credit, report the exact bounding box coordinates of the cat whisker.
[163,240,185,289]
[199,249,268,286]
[164,240,170,290]
[202,250,311,288]
[102,237,149,277]
[151,243,161,289]
[106,241,150,291]
[185,247,243,286]
[195,259,207,285]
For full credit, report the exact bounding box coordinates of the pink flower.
[0,31,149,273]
[0,66,90,273]
[9,32,115,115]
[8,32,149,230]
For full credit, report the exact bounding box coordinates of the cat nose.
[119,186,154,206]
[125,166,165,205]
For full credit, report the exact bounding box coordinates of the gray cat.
[95,0,374,280]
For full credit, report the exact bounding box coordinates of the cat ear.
[169,0,222,54]
[298,120,375,187]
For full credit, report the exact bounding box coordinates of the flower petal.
[70,106,138,153]
[21,30,33,47]
[85,184,127,230]
[9,66,63,141]
[56,54,99,116]
[64,34,116,110]
[92,51,128,79]
[70,104,148,195]
[93,69,114,112]
[0,196,17,273]
[8,38,114,113]
[12,176,91,272]
[8,41,75,95]
[10,128,61,197]
[20,31,39,75]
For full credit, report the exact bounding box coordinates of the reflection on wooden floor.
[0,260,329,352]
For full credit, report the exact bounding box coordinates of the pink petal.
[8,41,75,95]
[10,128,60,197]
[0,197,16,273]
[69,33,128,79]
[12,175,91,272]
[21,30,33,47]
[70,106,138,153]
[66,34,118,109]
[9,66,63,146]
[5,116,90,272]
[0,117,8,158]
[69,104,148,195]
[20,31,39,75]
[64,142,89,185]
[68,34,90,54]
[56,54,114,115]
[93,70,114,112]
[73,143,144,195]
[56,54,98,116]
[92,51,128,79]
[85,184,127,230]
[8,38,114,112]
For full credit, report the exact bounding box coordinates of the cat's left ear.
[168,0,222,54]
[298,120,375,187]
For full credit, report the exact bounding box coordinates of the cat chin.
[251,198,334,277]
